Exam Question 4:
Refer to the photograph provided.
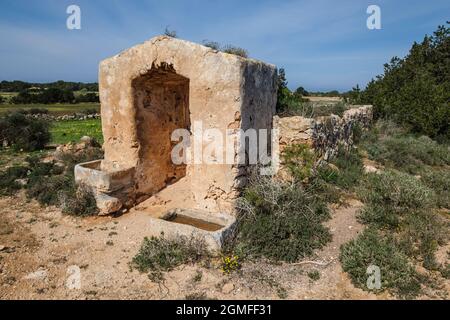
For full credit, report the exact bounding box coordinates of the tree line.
[0,81,100,104]
[7,88,99,104]
[346,22,449,140]
[0,80,98,92]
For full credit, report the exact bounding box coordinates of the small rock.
[222,283,235,294]
[328,163,340,172]
[14,178,28,186]
[95,193,122,215]
[24,268,48,281]
[363,164,379,174]
[0,245,6,251]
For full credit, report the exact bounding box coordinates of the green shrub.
[59,184,98,216]
[399,210,447,270]
[282,144,315,181]
[234,176,331,262]
[0,112,50,151]
[0,165,29,195]
[357,170,446,273]
[359,170,436,213]
[328,147,364,190]
[314,102,348,117]
[307,270,320,281]
[340,228,421,298]
[27,173,72,206]
[131,234,209,273]
[421,169,450,208]
[20,148,102,216]
[315,146,364,192]
[306,173,341,204]
[357,24,450,139]
[352,122,363,145]
[363,132,449,174]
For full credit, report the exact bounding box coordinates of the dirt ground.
[0,191,448,300]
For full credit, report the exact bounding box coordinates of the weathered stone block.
[148,208,237,252]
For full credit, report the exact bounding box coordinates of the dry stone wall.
[274,105,373,166]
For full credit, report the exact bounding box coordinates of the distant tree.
[294,86,309,97]
[0,81,98,93]
[0,80,30,92]
[357,22,450,139]
[346,84,362,104]
[276,68,293,113]
[76,92,99,103]
[11,91,33,104]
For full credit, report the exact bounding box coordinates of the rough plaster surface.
[98,36,277,213]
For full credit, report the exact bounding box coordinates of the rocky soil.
[0,191,400,300]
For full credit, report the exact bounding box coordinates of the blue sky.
[1,0,449,91]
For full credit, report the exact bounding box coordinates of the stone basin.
[149,208,237,252]
[74,159,135,193]
[74,159,135,214]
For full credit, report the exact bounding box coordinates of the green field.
[0,102,100,115]
[50,119,103,144]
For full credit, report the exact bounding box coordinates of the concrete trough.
[74,160,134,193]
[74,159,135,214]
[149,208,237,252]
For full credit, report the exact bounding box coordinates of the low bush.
[200,40,248,58]
[202,40,220,50]
[0,147,102,216]
[307,270,320,281]
[340,228,421,298]
[27,173,72,206]
[314,145,364,197]
[131,234,210,274]
[222,45,248,58]
[58,184,99,216]
[421,169,450,208]
[359,170,436,214]
[163,27,177,38]
[355,170,446,277]
[26,149,100,216]
[361,124,450,174]
[341,118,449,298]
[398,210,447,270]
[327,147,364,190]
[0,112,50,151]
[16,108,49,115]
[0,165,29,195]
[314,102,348,117]
[234,175,331,262]
[282,144,315,181]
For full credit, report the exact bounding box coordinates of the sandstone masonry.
[76,36,277,215]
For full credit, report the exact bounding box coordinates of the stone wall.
[21,113,100,122]
[273,105,373,170]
